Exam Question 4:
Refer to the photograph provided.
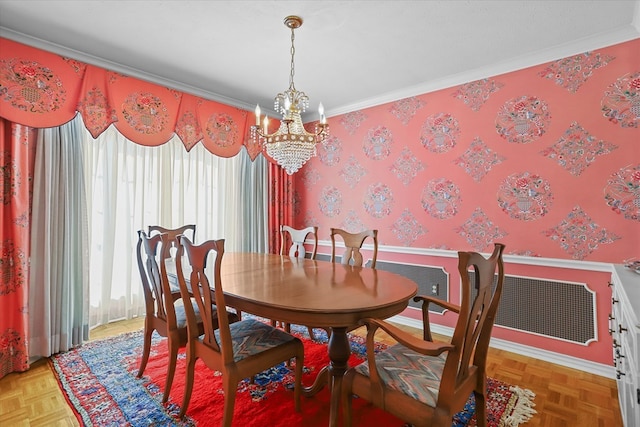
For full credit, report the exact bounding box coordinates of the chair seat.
[353,344,448,407]
[211,318,298,362]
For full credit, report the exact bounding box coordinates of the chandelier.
[250,15,329,175]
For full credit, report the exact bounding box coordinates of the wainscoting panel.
[371,260,449,313]
[315,252,597,344]
[495,275,596,345]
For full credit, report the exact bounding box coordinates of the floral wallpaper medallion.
[205,113,237,148]
[318,135,342,166]
[496,95,551,143]
[604,164,640,222]
[601,72,640,128]
[540,122,618,176]
[453,137,506,182]
[0,58,66,113]
[390,146,425,186]
[363,126,393,160]
[77,87,117,138]
[497,172,553,221]
[364,183,393,218]
[0,150,19,205]
[390,209,426,246]
[451,78,504,111]
[538,52,615,93]
[0,240,26,295]
[421,178,461,219]
[339,155,367,189]
[389,96,425,125]
[301,166,322,187]
[340,210,367,233]
[121,92,169,134]
[318,186,342,218]
[339,111,367,135]
[454,208,509,251]
[420,113,460,153]
[543,205,621,260]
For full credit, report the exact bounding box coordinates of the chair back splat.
[342,243,506,427]
[148,224,196,258]
[175,236,304,425]
[280,225,318,259]
[329,228,378,268]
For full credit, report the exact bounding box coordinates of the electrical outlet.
[431,283,439,295]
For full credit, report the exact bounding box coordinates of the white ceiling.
[1,1,639,120]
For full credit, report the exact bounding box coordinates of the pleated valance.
[0,37,267,160]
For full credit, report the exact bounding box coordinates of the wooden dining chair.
[310,228,379,340]
[136,230,238,403]
[280,225,318,259]
[148,224,196,258]
[175,235,304,425]
[342,243,506,427]
[274,225,318,338]
[330,228,378,268]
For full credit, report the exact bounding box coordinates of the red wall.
[295,38,639,263]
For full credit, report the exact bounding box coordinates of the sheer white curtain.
[82,125,268,328]
[29,115,90,360]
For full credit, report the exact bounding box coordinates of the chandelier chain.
[289,27,296,91]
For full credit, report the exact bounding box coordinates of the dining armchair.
[342,243,506,427]
[136,230,238,403]
[330,228,378,268]
[274,225,318,338]
[175,235,304,425]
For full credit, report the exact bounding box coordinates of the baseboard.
[389,315,616,380]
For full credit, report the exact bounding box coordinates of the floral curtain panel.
[0,118,37,379]
[0,37,258,158]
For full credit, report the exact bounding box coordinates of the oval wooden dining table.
[171,252,418,427]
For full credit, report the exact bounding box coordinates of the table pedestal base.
[302,327,350,427]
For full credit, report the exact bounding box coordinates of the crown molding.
[326,25,640,119]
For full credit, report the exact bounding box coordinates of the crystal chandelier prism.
[251,15,329,175]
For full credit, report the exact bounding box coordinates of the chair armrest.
[413,295,460,313]
[413,295,461,342]
[361,318,454,357]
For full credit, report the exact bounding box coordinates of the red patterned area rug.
[50,324,536,426]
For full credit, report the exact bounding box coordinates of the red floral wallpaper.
[294,38,640,263]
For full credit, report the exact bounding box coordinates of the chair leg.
[163,339,179,403]
[222,374,239,427]
[474,389,487,427]
[137,325,153,377]
[179,351,197,418]
[307,326,315,340]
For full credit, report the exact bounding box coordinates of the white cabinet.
[611,265,640,427]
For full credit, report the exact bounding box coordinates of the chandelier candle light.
[251,15,329,175]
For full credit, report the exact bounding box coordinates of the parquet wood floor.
[0,318,622,426]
